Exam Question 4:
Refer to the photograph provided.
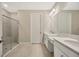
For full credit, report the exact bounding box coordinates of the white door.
[0,20,2,57]
[31,13,41,43]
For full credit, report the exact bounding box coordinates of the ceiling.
[1,2,55,12]
[63,2,79,10]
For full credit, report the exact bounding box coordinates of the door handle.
[0,40,3,43]
[0,36,4,43]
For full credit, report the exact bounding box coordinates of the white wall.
[17,11,30,42]
[17,10,47,43]
[10,10,51,43]
[72,11,79,35]
[49,2,79,34]
[49,2,68,33]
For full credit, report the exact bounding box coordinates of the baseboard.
[19,42,31,44]
[3,44,19,57]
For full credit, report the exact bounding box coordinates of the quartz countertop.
[49,36,79,55]
[44,32,79,55]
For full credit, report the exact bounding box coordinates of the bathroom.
[0,1,79,57]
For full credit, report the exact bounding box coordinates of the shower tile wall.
[11,19,19,47]
[2,16,18,56]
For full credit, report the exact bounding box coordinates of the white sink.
[49,34,58,37]
[44,32,58,37]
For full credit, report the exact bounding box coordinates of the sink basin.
[44,32,58,37]
[49,34,58,37]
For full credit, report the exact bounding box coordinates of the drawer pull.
[61,55,64,57]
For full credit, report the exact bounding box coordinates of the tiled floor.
[5,43,52,57]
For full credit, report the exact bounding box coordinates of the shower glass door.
[2,16,12,56]
[2,15,19,56]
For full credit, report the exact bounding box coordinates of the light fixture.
[2,3,8,8]
[52,9,55,12]
[49,8,56,16]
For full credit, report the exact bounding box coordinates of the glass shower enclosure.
[2,15,19,56]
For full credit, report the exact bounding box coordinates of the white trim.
[70,13,72,34]
[3,44,19,57]
[30,13,32,44]
[19,42,31,44]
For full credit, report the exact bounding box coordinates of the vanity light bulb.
[53,9,55,12]
[3,4,8,8]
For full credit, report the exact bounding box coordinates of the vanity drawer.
[48,38,54,44]
[54,45,67,57]
[54,40,79,57]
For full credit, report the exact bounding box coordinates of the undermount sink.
[49,34,58,37]
[44,32,58,36]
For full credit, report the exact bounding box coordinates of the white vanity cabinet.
[54,40,68,57]
[54,39,79,57]
[43,33,54,53]
[52,11,79,35]
[43,33,48,48]
[48,38,54,53]
[54,45,67,57]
